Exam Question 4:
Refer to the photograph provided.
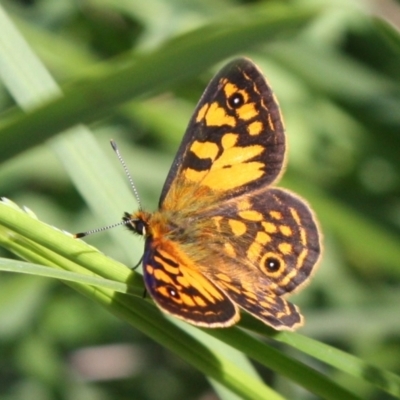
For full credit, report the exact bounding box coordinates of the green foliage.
[0,1,399,399]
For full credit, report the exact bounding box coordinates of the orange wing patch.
[196,102,236,127]
[183,132,265,191]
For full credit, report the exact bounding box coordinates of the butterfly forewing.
[160,58,285,208]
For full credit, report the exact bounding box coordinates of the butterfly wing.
[160,57,285,208]
[142,236,240,327]
[195,187,320,330]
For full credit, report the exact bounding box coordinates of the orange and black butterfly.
[118,58,320,330]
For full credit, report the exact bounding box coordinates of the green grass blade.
[0,200,285,400]
[0,4,319,162]
[277,331,400,398]
[0,200,363,400]
[0,257,134,295]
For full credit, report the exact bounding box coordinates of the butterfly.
[119,58,320,330]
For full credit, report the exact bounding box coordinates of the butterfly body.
[125,58,321,330]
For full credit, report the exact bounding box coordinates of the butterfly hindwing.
[201,188,320,293]
[195,187,320,329]
[142,237,240,327]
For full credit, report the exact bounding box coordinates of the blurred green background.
[0,0,399,399]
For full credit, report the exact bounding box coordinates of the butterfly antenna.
[74,220,129,239]
[74,140,141,239]
[110,139,142,210]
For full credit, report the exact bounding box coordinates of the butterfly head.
[123,211,149,236]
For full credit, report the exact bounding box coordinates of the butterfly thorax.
[124,206,226,268]
[125,208,200,241]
